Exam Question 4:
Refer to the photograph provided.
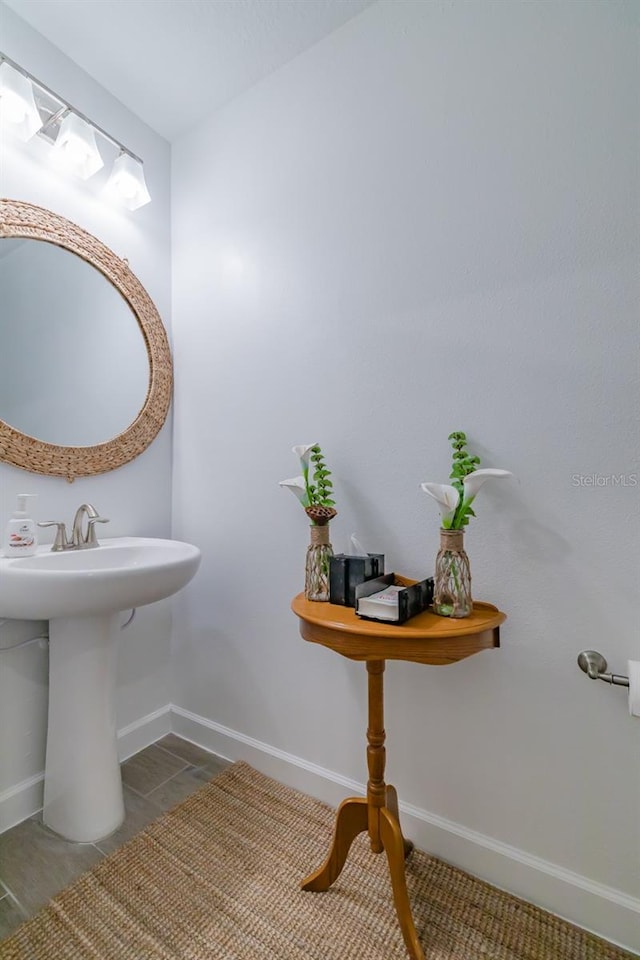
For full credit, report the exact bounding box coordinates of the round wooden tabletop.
[291,594,506,664]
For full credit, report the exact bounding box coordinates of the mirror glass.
[0,237,150,447]
[0,199,172,480]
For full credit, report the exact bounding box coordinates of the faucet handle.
[85,516,110,546]
[37,521,69,552]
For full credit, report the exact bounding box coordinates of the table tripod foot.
[301,797,368,892]
[380,808,425,960]
[385,784,414,859]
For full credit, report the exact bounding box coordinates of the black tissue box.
[355,574,434,624]
[329,553,385,607]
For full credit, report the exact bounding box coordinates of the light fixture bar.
[0,52,143,164]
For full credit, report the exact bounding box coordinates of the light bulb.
[116,172,139,200]
[0,61,43,141]
[53,112,103,179]
[104,153,151,210]
[2,90,27,124]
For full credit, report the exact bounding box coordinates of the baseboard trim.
[117,704,172,761]
[0,705,172,834]
[0,772,44,834]
[170,704,640,954]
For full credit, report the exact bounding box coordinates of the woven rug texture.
[0,762,635,960]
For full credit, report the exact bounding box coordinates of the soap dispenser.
[3,494,38,557]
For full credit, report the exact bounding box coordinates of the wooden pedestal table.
[291,593,506,960]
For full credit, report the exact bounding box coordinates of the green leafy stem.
[304,445,336,508]
[447,431,480,530]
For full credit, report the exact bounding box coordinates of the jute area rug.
[1,762,634,960]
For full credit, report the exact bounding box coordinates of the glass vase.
[305,523,333,601]
[433,528,472,618]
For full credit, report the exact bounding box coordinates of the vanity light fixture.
[0,53,151,210]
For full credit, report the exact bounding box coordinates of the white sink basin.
[0,536,201,619]
[0,536,201,843]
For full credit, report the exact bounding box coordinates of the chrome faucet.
[72,503,110,548]
[38,503,110,552]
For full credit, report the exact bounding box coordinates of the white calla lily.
[292,444,318,470]
[462,468,513,500]
[420,482,460,527]
[279,476,309,507]
[281,442,336,523]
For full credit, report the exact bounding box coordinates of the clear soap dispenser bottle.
[3,494,38,557]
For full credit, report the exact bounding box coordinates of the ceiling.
[2,0,377,140]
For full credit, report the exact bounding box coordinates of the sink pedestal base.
[44,614,125,842]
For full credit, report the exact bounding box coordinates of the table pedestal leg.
[301,797,368,891]
[301,660,425,960]
[386,784,414,859]
[380,807,424,960]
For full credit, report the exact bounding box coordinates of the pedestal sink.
[0,537,201,842]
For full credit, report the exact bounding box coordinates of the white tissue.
[628,661,640,718]
[346,534,369,557]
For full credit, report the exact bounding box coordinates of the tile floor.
[0,734,231,940]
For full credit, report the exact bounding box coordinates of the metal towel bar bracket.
[577,650,630,688]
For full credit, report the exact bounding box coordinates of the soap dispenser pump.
[3,494,38,557]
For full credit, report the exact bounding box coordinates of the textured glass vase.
[305,523,333,601]
[433,528,472,618]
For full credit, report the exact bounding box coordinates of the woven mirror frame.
[0,199,173,481]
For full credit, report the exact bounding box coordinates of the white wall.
[0,3,173,822]
[171,0,639,949]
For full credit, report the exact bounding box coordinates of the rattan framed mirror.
[0,199,172,481]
